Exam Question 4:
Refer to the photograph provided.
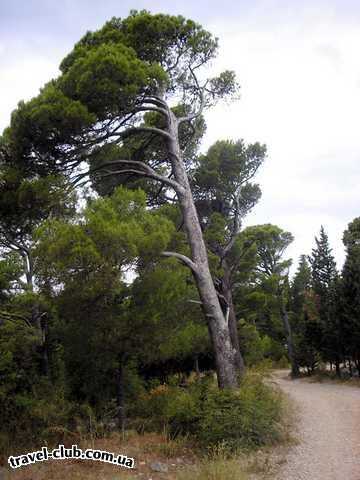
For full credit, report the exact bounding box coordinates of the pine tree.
[291,255,321,373]
[308,226,341,373]
[291,255,311,316]
[309,226,337,298]
[238,224,299,376]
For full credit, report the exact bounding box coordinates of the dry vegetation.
[1,378,296,480]
[0,432,289,480]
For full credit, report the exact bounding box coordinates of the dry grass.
[175,456,248,480]
[1,431,196,480]
[0,422,295,480]
[1,376,296,480]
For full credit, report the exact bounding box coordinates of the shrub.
[197,373,283,450]
[130,382,203,436]
[0,380,75,456]
[274,355,290,369]
[131,371,284,452]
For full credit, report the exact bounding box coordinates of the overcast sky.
[1,0,359,271]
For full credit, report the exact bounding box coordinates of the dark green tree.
[238,224,299,376]
[308,226,341,374]
[290,255,321,373]
[291,255,312,315]
[0,165,75,375]
[35,187,174,428]
[309,226,337,299]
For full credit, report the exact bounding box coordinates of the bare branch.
[188,299,203,305]
[221,165,263,259]
[95,160,182,193]
[128,126,172,141]
[72,159,184,193]
[162,251,198,274]
[178,67,205,125]
[0,229,29,254]
[142,96,168,108]
[134,106,169,118]
[222,196,241,259]
[0,310,33,328]
[100,169,182,192]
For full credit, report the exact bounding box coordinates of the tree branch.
[142,96,168,108]
[100,169,182,192]
[162,251,198,274]
[121,126,173,141]
[0,310,33,328]
[134,106,169,118]
[73,159,184,193]
[178,67,205,125]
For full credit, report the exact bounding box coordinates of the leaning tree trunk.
[166,110,238,389]
[279,299,299,377]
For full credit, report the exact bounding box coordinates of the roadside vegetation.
[4,367,293,480]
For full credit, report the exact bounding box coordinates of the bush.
[239,321,286,366]
[273,355,290,369]
[131,371,284,451]
[197,373,283,450]
[130,382,203,436]
[0,380,75,456]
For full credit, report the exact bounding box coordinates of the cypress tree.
[308,226,341,373]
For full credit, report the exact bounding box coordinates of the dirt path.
[273,371,360,480]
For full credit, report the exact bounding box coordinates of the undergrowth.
[131,366,285,452]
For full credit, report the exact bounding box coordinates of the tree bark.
[228,299,246,375]
[220,260,245,376]
[166,110,238,389]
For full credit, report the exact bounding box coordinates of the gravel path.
[274,371,360,480]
